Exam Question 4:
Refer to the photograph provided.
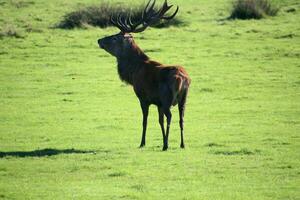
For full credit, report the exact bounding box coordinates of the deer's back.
[133,61,190,106]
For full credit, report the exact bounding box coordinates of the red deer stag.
[98,0,191,151]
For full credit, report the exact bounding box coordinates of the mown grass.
[0,0,299,199]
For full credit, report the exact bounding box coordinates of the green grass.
[0,0,299,199]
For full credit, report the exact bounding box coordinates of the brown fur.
[98,32,190,150]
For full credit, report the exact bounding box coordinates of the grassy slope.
[0,0,299,199]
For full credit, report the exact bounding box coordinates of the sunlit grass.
[0,0,299,199]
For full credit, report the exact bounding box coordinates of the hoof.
[180,144,185,149]
[162,146,168,151]
[139,144,145,148]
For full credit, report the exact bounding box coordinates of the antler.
[110,0,179,33]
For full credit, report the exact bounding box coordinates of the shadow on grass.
[0,148,95,158]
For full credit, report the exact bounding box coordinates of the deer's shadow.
[0,148,95,158]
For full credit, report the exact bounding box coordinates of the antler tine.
[123,0,154,33]
[111,0,178,34]
[128,15,134,28]
[131,0,158,33]
[155,0,178,19]
[116,14,124,31]
[162,5,179,20]
[143,0,156,20]
[110,13,132,33]
[110,15,125,32]
[124,15,130,29]
[118,14,133,33]
[155,0,170,16]
[125,13,136,32]
[117,15,128,32]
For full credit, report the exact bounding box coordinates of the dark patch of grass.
[246,29,260,33]
[95,125,120,130]
[205,142,225,147]
[277,165,292,169]
[57,2,184,29]
[262,138,277,142]
[131,184,145,192]
[274,33,296,39]
[229,0,279,20]
[58,92,75,95]
[120,194,139,199]
[144,48,162,53]
[108,172,126,177]
[0,167,7,172]
[232,96,251,101]
[0,51,8,55]
[212,148,260,155]
[285,7,296,13]
[199,88,214,93]
[65,73,78,77]
[279,142,290,145]
[62,98,73,102]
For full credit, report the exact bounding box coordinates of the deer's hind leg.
[159,83,174,151]
[157,107,167,150]
[178,89,188,148]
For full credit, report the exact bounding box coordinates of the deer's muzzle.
[98,39,104,49]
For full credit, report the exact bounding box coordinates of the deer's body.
[98,0,190,150]
[116,45,190,107]
[133,62,190,107]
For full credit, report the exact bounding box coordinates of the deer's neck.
[116,44,149,85]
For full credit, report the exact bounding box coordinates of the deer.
[98,0,191,151]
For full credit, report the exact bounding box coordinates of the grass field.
[0,0,299,199]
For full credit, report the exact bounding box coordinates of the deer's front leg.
[139,101,149,148]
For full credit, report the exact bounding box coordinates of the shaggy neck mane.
[116,42,149,85]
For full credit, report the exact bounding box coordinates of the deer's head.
[98,0,179,58]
